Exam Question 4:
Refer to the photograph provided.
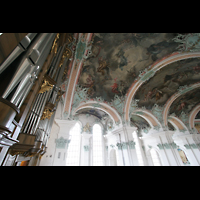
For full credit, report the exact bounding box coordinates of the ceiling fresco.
[130,114,149,128]
[76,107,107,119]
[62,33,200,133]
[135,57,200,111]
[195,111,200,119]
[170,88,200,116]
[78,33,180,102]
[130,114,151,135]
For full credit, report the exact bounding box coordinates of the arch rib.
[124,52,200,122]
[163,83,200,127]
[189,103,200,130]
[73,101,122,125]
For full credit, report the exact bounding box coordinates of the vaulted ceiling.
[61,33,200,133]
[78,33,179,102]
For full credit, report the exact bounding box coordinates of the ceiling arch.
[189,103,200,130]
[131,109,163,130]
[63,33,93,118]
[73,101,122,125]
[168,115,189,133]
[163,82,200,127]
[124,51,200,122]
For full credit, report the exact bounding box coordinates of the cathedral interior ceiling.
[62,33,200,130]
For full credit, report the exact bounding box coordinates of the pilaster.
[124,126,140,166]
[80,132,92,166]
[111,126,131,166]
[142,131,192,166]
[52,119,76,166]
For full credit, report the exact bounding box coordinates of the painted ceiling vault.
[60,33,200,134]
[79,33,179,101]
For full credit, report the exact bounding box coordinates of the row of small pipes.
[21,44,68,148]
[0,33,70,151]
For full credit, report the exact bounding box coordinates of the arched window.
[150,148,162,166]
[93,124,103,166]
[66,122,81,166]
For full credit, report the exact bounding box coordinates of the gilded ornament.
[83,123,91,133]
[51,33,60,55]
[39,79,54,94]
[41,108,54,120]
[56,89,65,102]
[58,47,72,68]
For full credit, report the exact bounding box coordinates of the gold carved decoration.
[39,79,54,94]
[51,33,60,55]
[83,123,91,133]
[56,89,65,102]
[39,75,56,94]
[41,108,54,120]
[41,102,56,120]
[58,46,72,68]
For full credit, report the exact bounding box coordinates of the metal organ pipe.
[29,93,46,135]
[17,33,73,157]
[2,33,56,108]
[0,33,38,74]
[24,93,43,134]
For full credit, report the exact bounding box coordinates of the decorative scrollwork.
[58,47,72,68]
[51,33,60,55]
[39,79,54,94]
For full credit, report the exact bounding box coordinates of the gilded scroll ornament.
[41,108,54,120]
[83,123,91,133]
[51,33,60,55]
[56,89,65,102]
[58,47,72,68]
[41,102,56,120]
[39,79,54,94]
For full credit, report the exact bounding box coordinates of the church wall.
[40,114,200,166]
[39,120,60,166]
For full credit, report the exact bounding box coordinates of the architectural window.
[66,122,81,166]
[93,124,103,166]
[150,148,162,166]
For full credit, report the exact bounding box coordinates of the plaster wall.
[40,106,200,166]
